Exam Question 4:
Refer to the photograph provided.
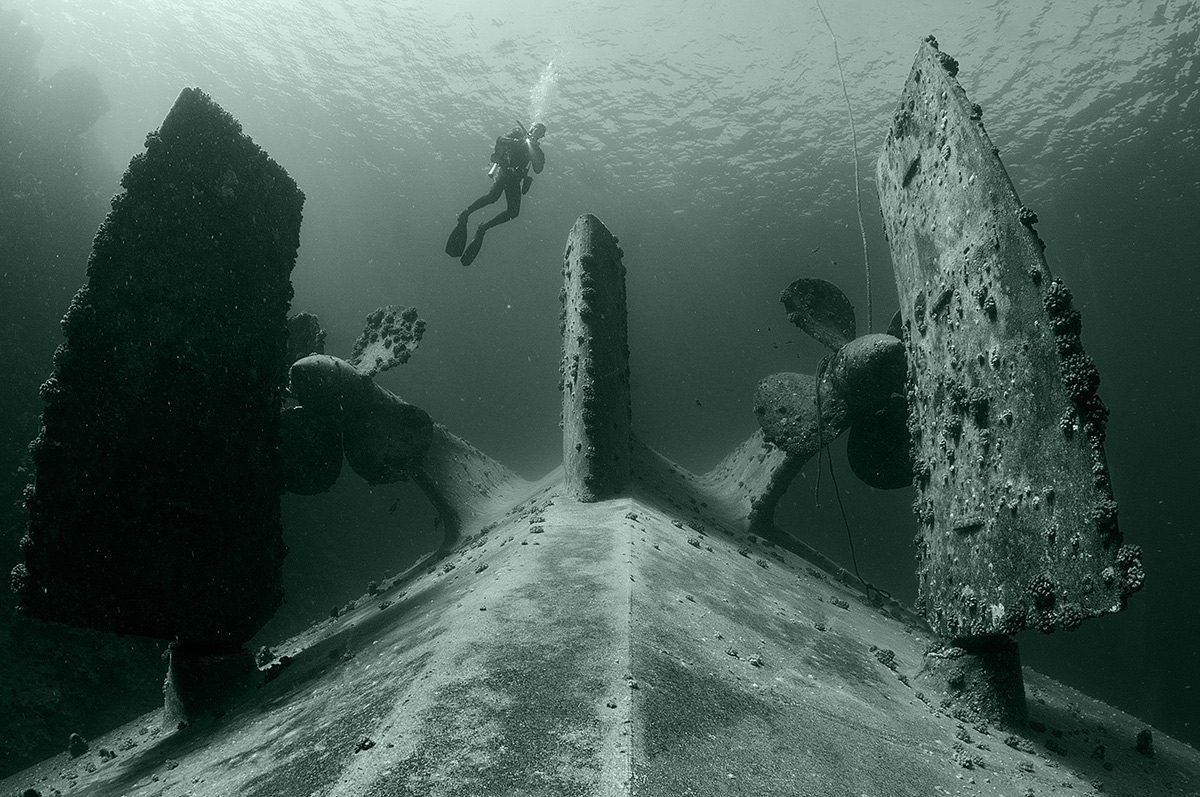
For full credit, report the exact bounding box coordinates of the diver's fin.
[445,214,469,258]
[461,229,485,267]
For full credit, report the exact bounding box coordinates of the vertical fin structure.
[560,214,631,502]
[16,87,303,651]
[876,38,1142,640]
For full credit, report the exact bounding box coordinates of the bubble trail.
[529,60,559,125]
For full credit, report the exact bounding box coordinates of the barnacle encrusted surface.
[560,214,631,502]
[780,277,857,351]
[15,87,303,651]
[876,38,1141,640]
[287,311,327,364]
[348,305,425,377]
[752,372,848,457]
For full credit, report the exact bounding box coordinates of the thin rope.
[812,353,896,603]
[824,443,864,583]
[813,355,833,507]
[812,354,862,581]
[827,452,896,605]
[814,0,872,331]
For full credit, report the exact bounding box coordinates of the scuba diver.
[446,122,547,266]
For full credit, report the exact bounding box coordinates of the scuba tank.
[486,121,535,178]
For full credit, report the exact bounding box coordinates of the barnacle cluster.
[935,49,960,77]
[1026,573,1056,610]
[1116,544,1141,566]
[59,287,93,337]
[1059,353,1100,405]
[1042,278,1072,315]
[966,387,989,426]
[9,562,31,599]
[1051,306,1082,341]
[1031,609,1057,634]
[349,305,425,376]
[981,295,997,320]
[1091,498,1119,542]
[912,494,935,525]
[1040,276,1122,563]
[997,608,1026,636]
[947,382,970,415]
[871,646,899,671]
[1016,205,1046,248]
[38,375,61,403]
[942,413,964,441]
[912,457,933,487]
[1116,544,1146,594]
[1059,409,1077,437]
[1058,603,1085,631]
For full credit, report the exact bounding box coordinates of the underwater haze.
[5,0,1200,759]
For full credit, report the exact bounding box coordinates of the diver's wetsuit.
[453,126,545,265]
[463,161,525,229]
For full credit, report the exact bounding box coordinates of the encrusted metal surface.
[15,88,302,651]
[560,214,632,502]
[876,37,1143,640]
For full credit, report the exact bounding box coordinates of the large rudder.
[15,87,304,652]
[876,38,1142,641]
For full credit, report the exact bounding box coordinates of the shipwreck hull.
[3,40,1180,795]
[5,203,1191,797]
[5,463,1192,797]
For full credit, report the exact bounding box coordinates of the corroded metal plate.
[876,37,1143,640]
